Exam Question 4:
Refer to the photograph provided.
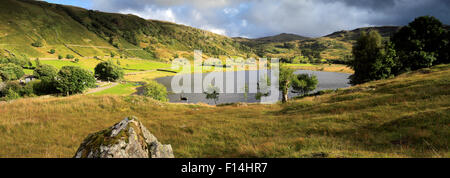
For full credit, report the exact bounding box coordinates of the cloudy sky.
[43,0,450,38]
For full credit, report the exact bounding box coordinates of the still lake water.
[155,70,351,105]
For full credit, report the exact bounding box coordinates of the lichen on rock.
[74,116,174,158]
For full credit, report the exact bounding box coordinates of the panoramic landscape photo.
[0,0,449,158]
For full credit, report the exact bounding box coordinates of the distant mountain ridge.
[325,26,402,40]
[252,33,310,43]
[235,26,403,43]
[231,26,407,62]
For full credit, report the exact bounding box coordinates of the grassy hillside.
[251,33,310,43]
[0,0,116,58]
[325,26,401,41]
[236,26,409,64]
[0,0,254,61]
[1,64,448,158]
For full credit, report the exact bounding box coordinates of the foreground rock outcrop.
[74,116,174,158]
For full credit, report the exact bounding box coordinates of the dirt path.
[85,82,119,94]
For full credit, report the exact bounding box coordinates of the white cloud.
[241,19,247,27]
[119,7,178,23]
[223,8,239,16]
[202,26,227,36]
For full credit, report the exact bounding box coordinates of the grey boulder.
[74,116,174,158]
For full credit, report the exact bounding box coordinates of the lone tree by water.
[292,74,318,96]
[279,67,296,103]
[279,66,318,103]
[143,81,168,102]
[204,85,220,105]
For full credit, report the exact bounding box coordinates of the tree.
[21,80,39,97]
[66,54,75,59]
[280,57,293,63]
[49,49,56,54]
[391,16,448,72]
[380,41,399,77]
[58,55,63,60]
[33,64,57,79]
[292,74,318,96]
[348,31,397,85]
[54,66,96,96]
[279,66,296,103]
[94,61,124,82]
[0,80,38,99]
[204,85,220,105]
[143,81,168,102]
[278,66,319,102]
[0,63,25,81]
[0,56,31,68]
[439,30,450,64]
[283,42,295,49]
[31,41,43,47]
[0,81,21,97]
[5,88,20,101]
[33,76,58,95]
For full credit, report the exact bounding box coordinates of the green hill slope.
[252,33,310,43]
[325,26,402,41]
[0,0,116,58]
[0,0,254,60]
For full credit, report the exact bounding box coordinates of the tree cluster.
[94,61,124,82]
[348,16,449,85]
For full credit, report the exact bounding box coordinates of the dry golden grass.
[0,65,448,158]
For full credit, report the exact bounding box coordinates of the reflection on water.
[155,70,351,105]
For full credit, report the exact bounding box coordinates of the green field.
[89,83,141,96]
[34,58,171,73]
